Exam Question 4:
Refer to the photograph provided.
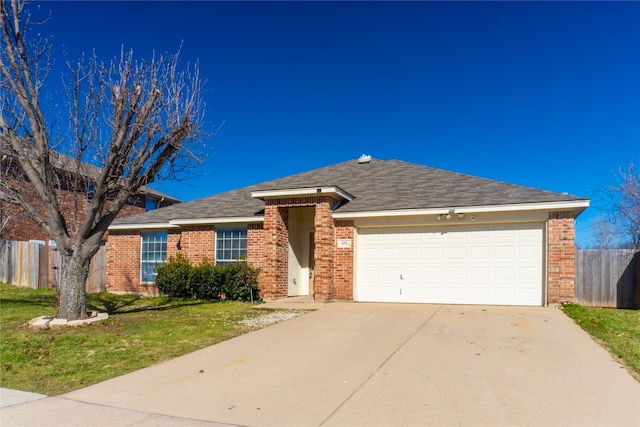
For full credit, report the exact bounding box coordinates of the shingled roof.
[110,158,588,227]
[0,141,180,204]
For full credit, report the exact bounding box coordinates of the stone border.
[28,312,109,329]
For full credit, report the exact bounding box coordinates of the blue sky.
[35,1,640,247]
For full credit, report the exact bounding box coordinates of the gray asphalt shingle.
[111,158,587,226]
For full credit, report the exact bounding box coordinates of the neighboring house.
[107,157,589,306]
[0,148,180,242]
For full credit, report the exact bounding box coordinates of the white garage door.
[355,223,544,306]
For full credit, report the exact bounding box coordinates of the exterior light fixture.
[446,214,452,220]
[458,213,465,219]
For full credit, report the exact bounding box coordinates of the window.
[216,228,247,265]
[145,197,159,211]
[87,183,96,201]
[141,232,167,283]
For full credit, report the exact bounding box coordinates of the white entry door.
[355,223,544,306]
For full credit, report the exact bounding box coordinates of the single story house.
[107,157,589,306]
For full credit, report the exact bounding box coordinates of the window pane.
[215,228,247,264]
[140,231,167,283]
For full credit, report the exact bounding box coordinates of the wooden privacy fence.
[0,239,106,292]
[575,249,639,309]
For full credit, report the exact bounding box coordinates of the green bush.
[155,253,192,298]
[188,259,223,300]
[221,263,260,302]
[155,255,259,302]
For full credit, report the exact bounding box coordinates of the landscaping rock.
[49,318,68,327]
[29,313,109,328]
[28,316,51,329]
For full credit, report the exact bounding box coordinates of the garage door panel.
[470,267,491,280]
[495,246,515,259]
[471,246,491,259]
[356,223,543,306]
[447,267,467,280]
[495,267,515,280]
[425,247,444,260]
[424,267,444,279]
[519,266,540,280]
[518,245,540,259]
[470,287,492,300]
[403,247,422,260]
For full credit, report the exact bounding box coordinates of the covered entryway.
[355,222,544,306]
[287,207,315,297]
[252,186,354,301]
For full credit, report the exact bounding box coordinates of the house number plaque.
[337,239,352,248]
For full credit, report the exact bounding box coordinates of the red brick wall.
[247,223,265,269]
[261,204,289,300]
[547,211,577,304]
[314,201,335,300]
[106,230,162,295]
[176,226,215,264]
[258,196,344,301]
[1,175,150,242]
[334,220,355,300]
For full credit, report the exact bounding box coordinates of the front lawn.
[0,283,305,395]
[562,303,640,381]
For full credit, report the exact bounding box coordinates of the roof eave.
[251,186,354,202]
[108,223,181,231]
[332,200,590,219]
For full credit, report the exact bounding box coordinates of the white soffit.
[332,200,590,219]
[251,186,354,201]
[170,216,265,225]
[108,223,180,230]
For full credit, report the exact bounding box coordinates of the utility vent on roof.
[358,154,372,164]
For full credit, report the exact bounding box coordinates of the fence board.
[0,240,106,292]
[575,249,638,308]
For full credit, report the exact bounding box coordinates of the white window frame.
[140,231,168,284]
[215,227,247,265]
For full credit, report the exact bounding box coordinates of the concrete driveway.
[2,303,639,426]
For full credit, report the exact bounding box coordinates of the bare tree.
[0,0,206,319]
[593,163,640,249]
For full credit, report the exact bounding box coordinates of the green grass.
[0,283,301,395]
[562,303,640,381]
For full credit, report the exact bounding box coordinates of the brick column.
[262,204,289,300]
[334,220,355,300]
[547,211,576,304]
[314,201,335,300]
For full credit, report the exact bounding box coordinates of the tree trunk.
[56,251,90,320]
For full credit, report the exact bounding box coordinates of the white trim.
[109,200,589,230]
[109,223,180,230]
[251,186,354,201]
[140,231,168,285]
[332,200,590,219]
[170,216,264,225]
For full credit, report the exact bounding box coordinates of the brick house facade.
[106,159,589,305]
[0,169,178,242]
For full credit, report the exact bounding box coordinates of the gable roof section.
[0,141,180,203]
[110,158,588,228]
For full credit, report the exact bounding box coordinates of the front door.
[287,207,315,296]
[308,231,315,296]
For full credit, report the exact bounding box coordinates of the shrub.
[155,255,259,301]
[221,263,260,302]
[188,259,223,300]
[155,253,192,298]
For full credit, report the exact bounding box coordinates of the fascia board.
[332,200,590,219]
[169,216,265,225]
[108,223,180,230]
[251,186,354,201]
